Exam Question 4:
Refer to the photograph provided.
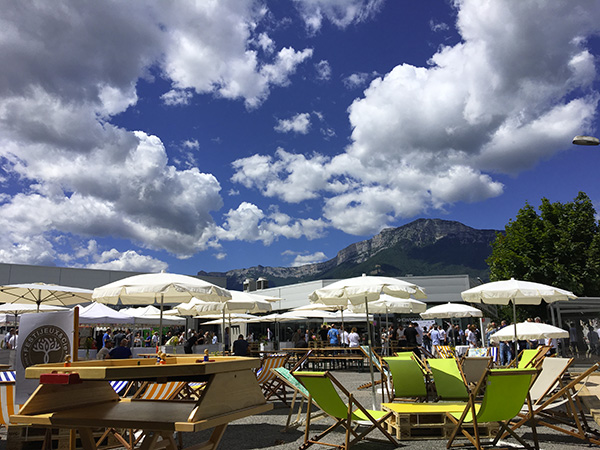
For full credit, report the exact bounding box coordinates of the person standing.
[232,334,249,356]
[108,339,132,359]
[184,331,197,354]
[327,324,339,346]
[102,328,112,348]
[348,327,360,348]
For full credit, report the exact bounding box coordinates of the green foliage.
[487,192,600,296]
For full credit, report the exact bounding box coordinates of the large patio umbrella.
[92,272,231,341]
[420,302,483,345]
[0,283,93,312]
[292,302,351,330]
[309,274,427,408]
[461,278,576,353]
[489,321,568,344]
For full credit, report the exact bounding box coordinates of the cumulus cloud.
[0,1,317,269]
[233,1,600,236]
[274,113,311,134]
[284,251,329,267]
[215,202,328,245]
[293,0,385,34]
[343,72,378,89]
[86,249,168,272]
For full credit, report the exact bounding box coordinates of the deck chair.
[446,368,539,450]
[384,355,429,402]
[294,371,397,450]
[271,366,327,431]
[509,360,600,445]
[262,350,312,406]
[436,345,456,358]
[487,346,499,364]
[0,380,19,428]
[428,358,469,401]
[255,353,291,402]
[461,356,493,386]
[357,346,390,401]
[508,346,549,369]
[466,348,488,358]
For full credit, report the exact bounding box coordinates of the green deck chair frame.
[384,355,429,402]
[446,368,539,450]
[428,358,470,401]
[294,371,397,450]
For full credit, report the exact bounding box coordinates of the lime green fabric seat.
[384,356,428,399]
[428,358,469,400]
[447,368,538,450]
[294,371,397,450]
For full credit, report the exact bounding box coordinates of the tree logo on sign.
[20,325,71,367]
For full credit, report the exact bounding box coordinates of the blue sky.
[1,0,600,276]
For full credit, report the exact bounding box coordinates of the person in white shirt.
[7,329,18,350]
[339,326,349,347]
[348,327,360,347]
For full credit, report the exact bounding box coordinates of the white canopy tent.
[77,302,135,325]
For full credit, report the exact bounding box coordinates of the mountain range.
[198,218,501,290]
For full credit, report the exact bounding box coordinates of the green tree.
[487,192,600,297]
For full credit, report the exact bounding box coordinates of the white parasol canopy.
[120,305,185,325]
[350,294,427,314]
[489,322,569,344]
[0,283,93,312]
[92,272,230,334]
[461,278,576,305]
[420,302,483,319]
[309,275,426,306]
[461,278,576,351]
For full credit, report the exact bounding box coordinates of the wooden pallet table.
[382,402,499,441]
[10,356,272,450]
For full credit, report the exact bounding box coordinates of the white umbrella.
[0,283,93,312]
[292,302,351,330]
[120,306,186,325]
[288,307,337,319]
[420,302,483,346]
[461,278,576,353]
[420,302,483,319]
[489,322,569,344]
[92,272,231,341]
[309,274,427,408]
[247,311,307,323]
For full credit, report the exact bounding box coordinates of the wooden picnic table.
[280,347,366,370]
[10,355,272,450]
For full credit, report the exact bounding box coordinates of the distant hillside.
[198,218,500,290]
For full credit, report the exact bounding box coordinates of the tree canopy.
[487,192,600,297]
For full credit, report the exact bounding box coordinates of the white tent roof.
[78,302,135,325]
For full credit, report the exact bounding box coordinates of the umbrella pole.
[512,300,518,358]
[159,294,164,352]
[222,310,226,355]
[364,297,377,410]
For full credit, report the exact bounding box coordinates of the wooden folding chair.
[509,360,600,446]
[294,371,397,450]
[357,346,391,401]
[428,357,470,401]
[262,350,311,406]
[461,356,493,386]
[446,368,539,450]
[436,345,456,359]
[271,366,327,431]
[0,380,19,428]
[384,355,430,402]
[255,353,291,403]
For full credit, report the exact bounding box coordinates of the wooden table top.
[25,355,260,381]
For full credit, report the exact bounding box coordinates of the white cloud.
[293,0,385,34]
[215,202,327,245]
[161,89,193,106]
[87,248,168,272]
[343,72,377,89]
[233,0,600,236]
[274,113,311,134]
[429,20,450,33]
[286,251,328,267]
[315,60,332,81]
[0,1,318,265]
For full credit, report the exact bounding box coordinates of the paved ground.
[2,359,600,449]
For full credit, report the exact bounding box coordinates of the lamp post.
[572,135,600,146]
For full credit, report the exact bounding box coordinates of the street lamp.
[572,135,600,146]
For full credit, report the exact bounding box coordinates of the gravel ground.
[2,369,599,450]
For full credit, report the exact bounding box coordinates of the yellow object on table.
[11,356,272,450]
